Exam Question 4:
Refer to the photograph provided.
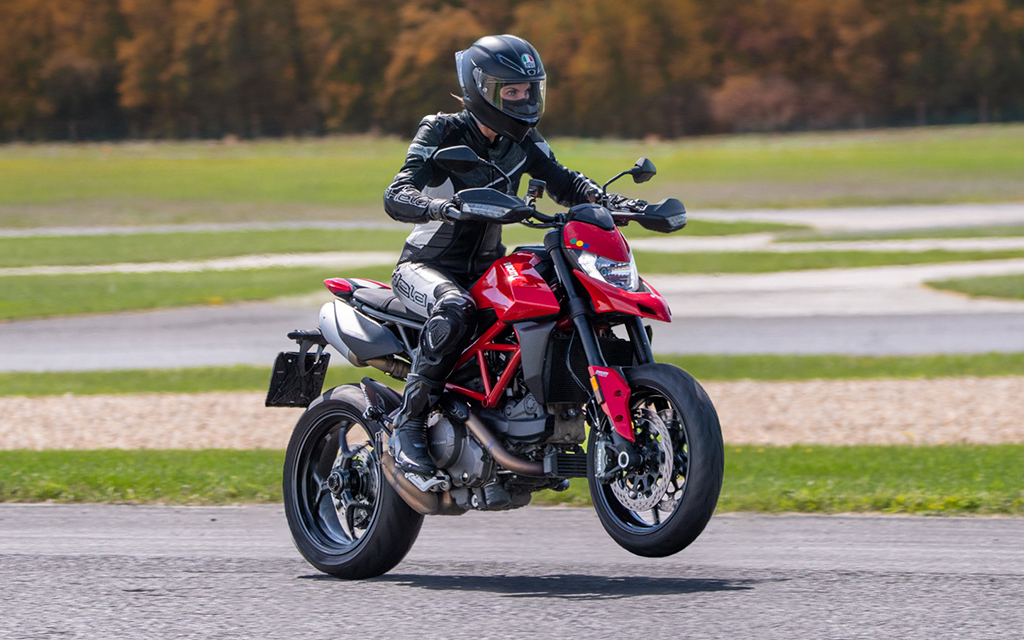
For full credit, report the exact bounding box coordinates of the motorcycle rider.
[384,34,642,477]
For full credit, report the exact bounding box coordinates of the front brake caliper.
[587,366,633,441]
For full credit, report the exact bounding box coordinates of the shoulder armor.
[409,113,467,160]
[419,112,463,136]
[526,129,553,158]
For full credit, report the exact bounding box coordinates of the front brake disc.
[610,409,674,512]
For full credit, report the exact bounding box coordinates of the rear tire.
[283,385,423,579]
[588,363,724,557]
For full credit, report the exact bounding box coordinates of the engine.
[478,392,586,445]
[421,386,587,512]
[426,412,495,488]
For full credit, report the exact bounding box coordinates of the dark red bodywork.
[563,221,630,262]
[446,224,669,416]
[445,253,559,407]
[574,272,672,322]
[563,219,672,323]
[588,365,634,441]
[471,251,560,323]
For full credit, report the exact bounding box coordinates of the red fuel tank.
[471,252,560,323]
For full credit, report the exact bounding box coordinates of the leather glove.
[606,193,648,212]
[427,196,463,222]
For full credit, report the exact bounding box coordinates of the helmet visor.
[475,72,546,123]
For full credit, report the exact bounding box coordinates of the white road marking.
[0,252,399,276]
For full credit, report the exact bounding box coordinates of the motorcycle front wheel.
[587,363,724,557]
[283,384,423,579]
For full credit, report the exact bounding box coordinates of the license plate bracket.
[265,351,331,407]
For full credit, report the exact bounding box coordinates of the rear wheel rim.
[295,407,380,554]
[594,385,691,533]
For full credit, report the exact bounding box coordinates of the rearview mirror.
[630,157,657,184]
[432,146,484,174]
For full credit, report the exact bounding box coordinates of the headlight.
[574,250,640,292]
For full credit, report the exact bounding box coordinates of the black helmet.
[456,35,547,143]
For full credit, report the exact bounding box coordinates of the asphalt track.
[1,505,1022,639]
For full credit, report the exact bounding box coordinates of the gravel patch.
[706,377,1024,445]
[2,377,1023,450]
[0,393,303,450]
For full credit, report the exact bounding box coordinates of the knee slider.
[432,283,475,319]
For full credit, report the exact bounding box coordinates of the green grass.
[0,450,284,503]
[0,229,411,268]
[0,219,802,269]
[0,365,400,397]
[632,248,1024,274]
[4,445,1022,514]
[713,445,1024,514]
[927,273,1024,301]
[0,138,409,207]
[1,124,1023,226]
[5,353,1024,398]
[0,265,394,321]
[786,223,1024,243]
[660,352,1024,380]
[622,219,808,238]
[538,445,1024,514]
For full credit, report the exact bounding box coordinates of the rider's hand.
[428,197,464,222]
[606,193,648,212]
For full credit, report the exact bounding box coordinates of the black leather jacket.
[383,110,599,286]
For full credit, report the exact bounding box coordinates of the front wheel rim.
[594,386,691,533]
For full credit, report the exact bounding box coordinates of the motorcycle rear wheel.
[588,363,724,557]
[283,384,423,579]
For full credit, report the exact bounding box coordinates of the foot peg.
[403,471,451,493]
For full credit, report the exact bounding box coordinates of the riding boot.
[389,372,445,476]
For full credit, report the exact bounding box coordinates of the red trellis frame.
[445,321,521,408]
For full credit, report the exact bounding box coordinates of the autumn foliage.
[2,0,1024,140]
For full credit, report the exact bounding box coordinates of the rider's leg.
[391,265,476,475]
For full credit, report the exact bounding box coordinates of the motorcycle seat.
[352,288,425,322]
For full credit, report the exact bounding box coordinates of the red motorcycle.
[267,147,723,579]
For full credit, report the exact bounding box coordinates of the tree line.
[2,0,1023,141]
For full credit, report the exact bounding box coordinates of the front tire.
[588,363,724,557]
[283,385,423,579]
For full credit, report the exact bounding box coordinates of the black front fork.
[544,230,642,465]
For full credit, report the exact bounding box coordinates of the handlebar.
[454,186,682,233]
[517,197,686,234]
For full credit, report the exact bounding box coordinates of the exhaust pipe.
[465,414,546,477]
[379,447,464,516]
[377,412,546,517]
[352,354,410,381]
